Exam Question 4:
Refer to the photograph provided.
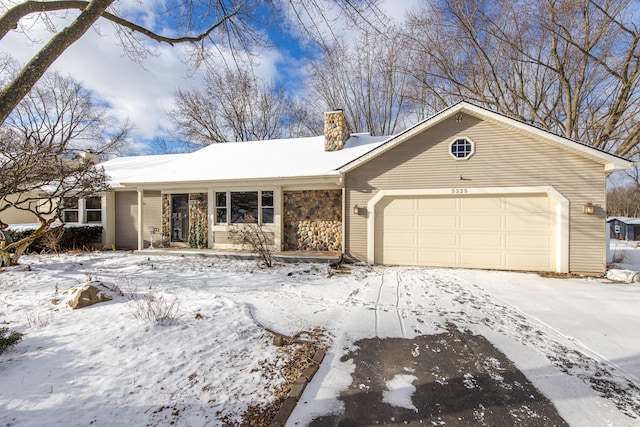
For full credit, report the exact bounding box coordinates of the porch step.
[132,248,341,264]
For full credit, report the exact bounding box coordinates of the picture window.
[215,190,274,225]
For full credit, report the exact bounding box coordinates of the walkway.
[133,247,342,264]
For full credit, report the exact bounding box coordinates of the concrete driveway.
[309,324,567,426]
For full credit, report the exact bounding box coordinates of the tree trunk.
[0,0,115,125]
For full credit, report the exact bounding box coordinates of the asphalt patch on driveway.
[310,324,568,426]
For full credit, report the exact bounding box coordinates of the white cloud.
[0,2,417,152]
[2,15,199,142]
[378,0,423,23]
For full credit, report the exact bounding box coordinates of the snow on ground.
[382,374,419,412]
[1,247,639,426]
[610,239,640,271]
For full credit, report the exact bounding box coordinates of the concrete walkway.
[133,247,341,264]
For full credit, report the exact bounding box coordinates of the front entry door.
[171,194,189,243]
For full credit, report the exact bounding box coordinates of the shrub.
[0,327,22,355]
[228,214,274,267]
[3,225,103,253]
[129,292,181,325]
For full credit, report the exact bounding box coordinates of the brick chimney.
[79,150,99,164]
[324,110,351,151]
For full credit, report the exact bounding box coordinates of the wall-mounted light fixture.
[583,202,595,215]
[353,205,359,215]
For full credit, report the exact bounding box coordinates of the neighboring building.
[91,102,632,274]
[0,193,45,224]
[608,217,640,241]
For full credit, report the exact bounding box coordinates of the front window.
[85,196,102,222]
[215,190,274,224]
[261,191,274,224]
[231,191,259,223]
[215,192,227,223]
[62,197,79,222]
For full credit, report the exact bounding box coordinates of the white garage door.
[374,194,556,271]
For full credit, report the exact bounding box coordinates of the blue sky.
[0,1,419,154]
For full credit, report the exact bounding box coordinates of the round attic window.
[449,138,474,160]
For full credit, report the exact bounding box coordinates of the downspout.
[137,188,144,250]
[340,172,346,258]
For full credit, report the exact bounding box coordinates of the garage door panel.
[506,235,552,250]
[418,250,457,266]
[417,198,457,210]
[460,251,503,268]
[375,194,556,271]
[460,233,502,249]
[460,197,503,211]
[460,215,502,229]
[418,215,456,228]
[382,249,416,265]
[418,233,457,247]
[382,212,416,224]
[382,198,415,210]
[506,215,552,230]
[506,253,552,270]
[383,232,416,246]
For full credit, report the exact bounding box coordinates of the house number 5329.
[451,188,468,194]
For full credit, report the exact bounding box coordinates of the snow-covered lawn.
[1,247,639,426]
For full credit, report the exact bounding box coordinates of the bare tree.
[404,0,640,157]
[170,64,301,144]
[607,185,640,217]
[303,28,415,136]
[0,1,385,127]
[5,70,130,157]
[0,71,127,266]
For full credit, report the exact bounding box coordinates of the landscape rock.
[67,282,118,309]
[605,269,640,283]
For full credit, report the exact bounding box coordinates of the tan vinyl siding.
[143,191,161,248]
[213,230,275,245]
[0,193,53,224]
[115,191,138,249]
[213,231,234,244]
[346,113,607,273]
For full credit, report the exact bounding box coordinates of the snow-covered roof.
[100,133,389,187]
[607,217,640,225]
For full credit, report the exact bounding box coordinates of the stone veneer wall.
[161,193,208,247]
[324,110,351,151]
[161,194,170,245]
[283,190,342,252]
[188,193,208,248]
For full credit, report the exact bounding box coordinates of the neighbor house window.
[450,138,474,160]
[215,190,274,224]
